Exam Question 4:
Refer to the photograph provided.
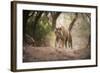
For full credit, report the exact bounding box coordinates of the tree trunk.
[23,10,31,42]
[68,13,78,31]
[51,12,61,30]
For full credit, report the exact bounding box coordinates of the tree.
[32,11,43,38]
[68,13,78,31]
[23,10,32,42]
[51,12,61,30]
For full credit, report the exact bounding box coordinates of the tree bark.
[51,12,61,30]
[68,13,78,31]
[23,10,31,42]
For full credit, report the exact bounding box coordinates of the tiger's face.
[55,28,63,39]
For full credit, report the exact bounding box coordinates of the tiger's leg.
[65,38,68,48]
[68,31,72,49]
[55,37,59,48]
[60,39,64,48]
[63,40,65,48]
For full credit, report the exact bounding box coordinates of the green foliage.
[25,17,34,37]
[24,11,53,46]
[34,15,52,41]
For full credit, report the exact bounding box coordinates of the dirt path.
[23,45,90,62]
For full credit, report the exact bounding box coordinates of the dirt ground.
[23,45,90,62]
